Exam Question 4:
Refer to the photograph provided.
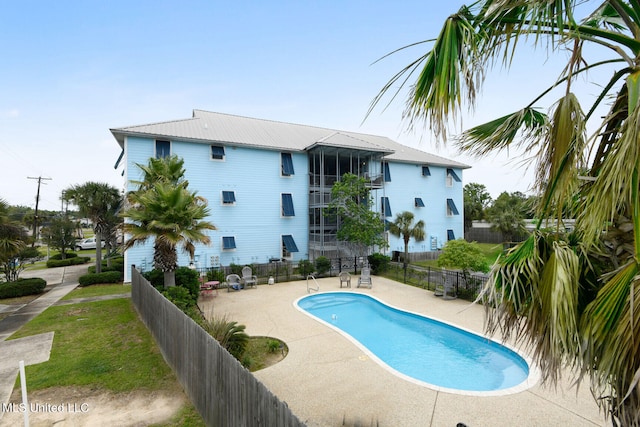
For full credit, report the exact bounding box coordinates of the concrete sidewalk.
[0,264,86,423]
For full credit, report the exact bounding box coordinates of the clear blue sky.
[0,1,611,211]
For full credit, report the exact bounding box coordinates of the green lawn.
[60,284,131,301]
[412,242,503,269]
[9,292,204,426]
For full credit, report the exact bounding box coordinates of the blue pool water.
[296,292,530,394]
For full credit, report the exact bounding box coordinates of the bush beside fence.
[131,267,305,427]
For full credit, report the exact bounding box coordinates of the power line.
[27,176,52,245]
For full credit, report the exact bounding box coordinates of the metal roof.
[110,110,470,168]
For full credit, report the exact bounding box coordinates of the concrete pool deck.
[199,275,607,427]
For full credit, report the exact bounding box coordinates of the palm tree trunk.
[403,237,410,283]
[95,230,102,274]
[164,270,176,288]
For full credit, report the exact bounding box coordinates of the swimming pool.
[296,292,534,395]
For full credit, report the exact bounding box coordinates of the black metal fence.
[192,256,372,285]
[386,263,489,300]
[131,267,306,427]
[189,257,488,301]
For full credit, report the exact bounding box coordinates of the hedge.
[88,257,125,274]
[46,257,90,268]
[0,278,47,298]
[78,271,123,287]
[49,252,78,260]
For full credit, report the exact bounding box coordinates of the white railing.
[306,274,320,293]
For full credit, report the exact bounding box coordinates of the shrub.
[204,314,249,360]
[267,339,281,353]
[174,267,200,299]
[88,256,125,274]
[206,268,226,282]
[78,271,123,286]
[46,257,90,268]
[368,253,391,274]
[0,278,47,298]
[315,256,331,276]
[143,266,199,302]
[48,252,78,260]
[142,269,164,289]
[296,260,314,276]
[229,263,243,276]
[162,286,196,311]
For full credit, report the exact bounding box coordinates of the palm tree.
[388,211,425,282]
[123,155,216,288]
[131,154,188,190]
[64,183,122,274]
[371,2,640,425]
[0,198,27,282]
[123,182,216,288]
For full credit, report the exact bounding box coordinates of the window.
[281,153,294,176]
[282,193,295,216]
[222,191,236,204]
[211,145,225,160]
[447,230,456,241]
[282,235,299,258]
[446,168,461,187]
[381,197,392,217]
[421,165,431,176]
[383,162,391,182]
[222,236,236,250]
[415,197,425,207]
[155,140,170,159]
[446,198,459,216]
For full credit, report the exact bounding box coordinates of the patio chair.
[226,274,242,292]
[357,268,372,289]
[339,272,351,288]
[434,273,456,300]
[241,266,258,289]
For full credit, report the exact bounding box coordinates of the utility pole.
[27,176,52,246]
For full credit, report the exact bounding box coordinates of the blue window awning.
[447,230,456,240]
[282,235,299,252]
[447,198,459,215]
[222,236,236,249]
[415,198,425,207]
[114,150,124,169]
[222,191,236,204]
[282,193,295,216]
[383,162,391,182]
[446,168,461,182]
[211,145,225,160]
[281,153,294,176]
[382,197,392,217]
[422,165,431,176]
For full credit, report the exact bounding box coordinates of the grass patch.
[10,298,174,392]
[476,243,503,264]
[61,284,130,301]
[243,336,287,372]
[9,297,205,425]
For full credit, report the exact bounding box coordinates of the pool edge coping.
[294,290,541,397]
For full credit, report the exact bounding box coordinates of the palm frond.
[580,260,640,425]
[484,231,584,383]
[456,107,548,156]
[535,93,587,223]
[402,9,484,140]
[579,102,640,247]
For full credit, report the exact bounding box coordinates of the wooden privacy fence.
[131,267,305,427]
